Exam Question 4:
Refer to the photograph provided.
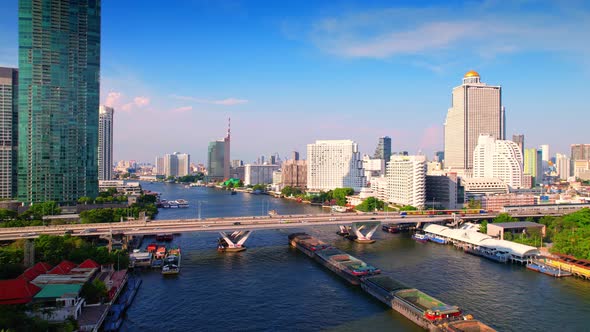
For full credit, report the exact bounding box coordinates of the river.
[121,182,590,331]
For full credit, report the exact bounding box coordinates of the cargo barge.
[289,233,496,332]
[289,233,380,285]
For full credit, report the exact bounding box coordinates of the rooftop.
[491,222,544,228]
[33,284,81,299]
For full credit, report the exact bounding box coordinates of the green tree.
[399,205,418,211]
[81,279,108,304]
[77,196,92,204]
[467,198,482,209]
[493,213,516,223]
[355,197,385,212]
[480,221,488,234]
[23,201,61,220]
[332,188,355,206]
[0,208,17,221]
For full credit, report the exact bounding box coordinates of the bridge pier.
[337,222,380,244]
[351,222,379,244]
[218,231,252,252]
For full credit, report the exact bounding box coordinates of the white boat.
[168,200,179,208]
[176,199,189,208]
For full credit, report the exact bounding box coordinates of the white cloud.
[299,2,590,64]
[105,91,122,107]
[171,106,193,113]
[170,95,249,106]
[121,96,151,111]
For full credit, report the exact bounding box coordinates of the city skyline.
[1,1,589,163]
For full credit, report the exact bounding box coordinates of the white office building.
[98,106,114,180]
[155,156,165,176]
[244,164,280,186]
[307,140,366,192]
[473,134,523,189]
[176,153,190,177]
[386,155,426,208]
[444,71,505,172]
[362,155,385,178]
[555,153,571,180]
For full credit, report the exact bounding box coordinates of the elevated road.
[0,213,450,241]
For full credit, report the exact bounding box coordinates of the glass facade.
[18,0,101,203]
[207,140,225,180]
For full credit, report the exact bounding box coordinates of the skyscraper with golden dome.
[444,71,505,173]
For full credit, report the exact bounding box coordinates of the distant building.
[462,178,509,197]
[524,148,543,186]
[207,122,231,181]
[231,159,243,168]
[368,176,388,202]
[571,144,590,180]
[426,172,463,210]
[374,136,392,163]
[512,134,524,157]
[487,221,545,240]
[522,174,533,189]
[571,144,590,161]
[573,160,590,181]
[282,159,307,189]
[244,164,279,186]
[292,151,300,161]
[164,154,178,177]
[555,153,571,180]
[306,140,366,192]
[481,194,535,212]
[0,67,18,199]
[473,134,523,189]
[98,106,114,181]
[435,151,445,163]
[444,71,504,172]
[362,155,385,178]
[155,157,165,176]
[176,153,190,176]
[386,155,426,208]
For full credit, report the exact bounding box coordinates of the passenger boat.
[428,235,447,244]
[176,199,189,208]
[526,261,572,277]
[168,200,179,208]
[412,233,428,243]
[162,247,181,275]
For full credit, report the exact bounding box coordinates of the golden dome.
[464,70,480,78]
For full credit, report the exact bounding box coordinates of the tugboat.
[162,247,181,275]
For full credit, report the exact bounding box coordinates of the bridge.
[0,211,565,243]
[0,213,452,242]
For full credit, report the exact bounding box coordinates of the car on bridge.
[64,230,74,235]
[20,232,37,237]
[81,228,97,234]
[234,222,242,225]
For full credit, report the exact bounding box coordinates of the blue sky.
[1,0,589,163]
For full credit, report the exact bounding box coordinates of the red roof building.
[47,260,77,275]
[77,259,100,269]
[18,262,53,282]
[0,279,41,305]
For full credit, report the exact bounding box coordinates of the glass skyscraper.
[374,136,392,163]
[18,0,101,203]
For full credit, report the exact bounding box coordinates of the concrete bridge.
[0,213,452,241]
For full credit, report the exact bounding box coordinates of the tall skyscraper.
[512,134,524,157]
[155,156,165,175]
[307,140,366,192]
[524,148,543,186]
[386,155,426,209]
[164,154,179,177]
[207,121,231,181]
[444,71,505,171]
[282,159,307,189]
[472,134,523,189]
[98,106,114,181]
[374,136,392,163]
[555,153,571,180]
[540,144,550,163]
[18,0,101,203]
[0,67,18,198]
[292,151,300,161]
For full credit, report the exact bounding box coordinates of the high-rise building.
[524,148,543,186]
[386,155,426,208]
[512,134,524,157]
[207,122,231,181]
[230,159,243,168]
[155,157,165,176]
[362,155,385,178]
[540,145,550,162]
[164,154,178,177]
[307,140,366,192]
[292,151,300,161]
[374,136,392,163]
[208,141,226,180]
[571,144,590,161]
[444,71,505,172]
[176,153,190,176]
[426,172,462,210]
[282,160,307,189]
[98,106,114,181]
[555,153,571,180]
[472,134,523,189]
[435,151,445,163]
[18,0,101,203]
[0,67,18,199]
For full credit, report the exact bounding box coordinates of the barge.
[289,233,496,332]
[162,247,181,275]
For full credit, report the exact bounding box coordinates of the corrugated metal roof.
[34,284,81,299]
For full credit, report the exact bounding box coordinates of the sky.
[1,0,589,164]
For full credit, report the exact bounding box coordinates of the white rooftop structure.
[423,224,539,261]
